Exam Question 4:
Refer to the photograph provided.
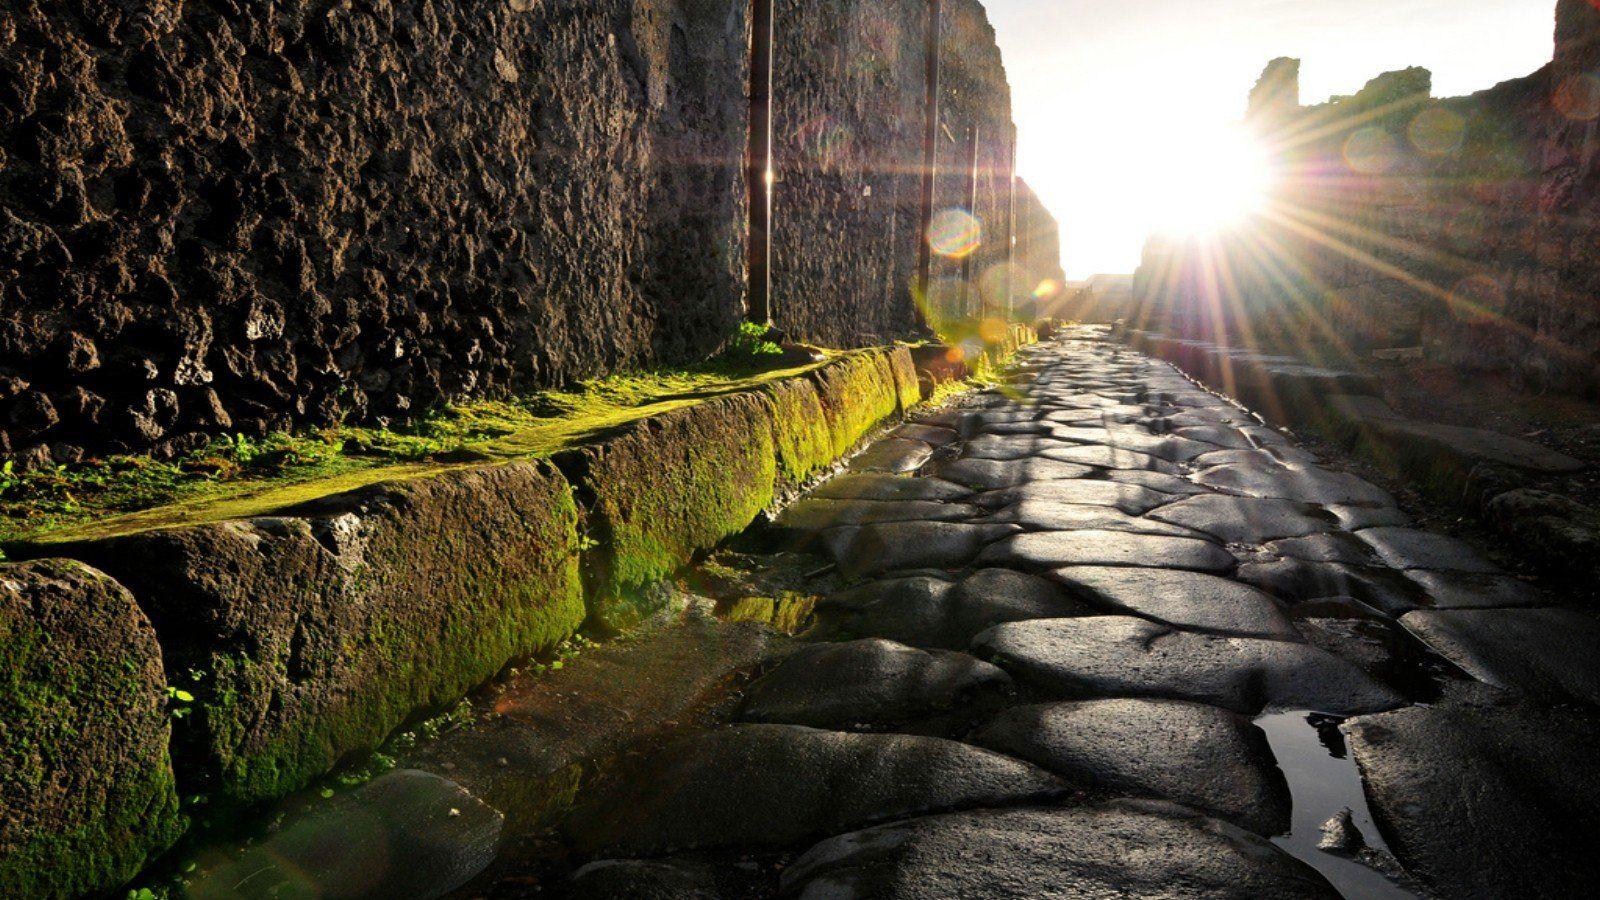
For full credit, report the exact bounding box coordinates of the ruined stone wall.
[1133,0,1600,396]
[0,0,1038,465]
[1011,176,1066,320]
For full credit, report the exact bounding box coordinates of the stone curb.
[0,340,1036,897]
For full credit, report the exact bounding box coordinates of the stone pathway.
[530,329,1600,898]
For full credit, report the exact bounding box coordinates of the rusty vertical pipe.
[747,0,775,325]
[914,0,942,321]
[960,123,980,319]
[1005,130,1018,320]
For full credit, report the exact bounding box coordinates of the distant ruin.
[1133,0,1600,397]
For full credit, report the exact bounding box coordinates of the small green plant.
[721,320,783,362]
[164,686,196,719]
[0,460,16,499]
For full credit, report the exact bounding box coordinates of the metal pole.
[914,0,942,317]
[960,123,981,319]
[1005,130,1018,320]
[747,0,775,325]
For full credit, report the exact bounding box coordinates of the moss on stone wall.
[557,393,780,628]
[0,560,183,898]
[50,461,584,809]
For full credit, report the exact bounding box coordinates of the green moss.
[3,357,835,548]
[811,352,902,459]
[574,393,780,627]
[0,568,184,898]
[762,379,835,486]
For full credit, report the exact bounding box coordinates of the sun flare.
[1149,125,1275,237]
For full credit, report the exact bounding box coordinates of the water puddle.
[1256,710,1419,899]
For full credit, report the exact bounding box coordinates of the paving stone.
[978,531,1237,574]
[1148,494,1338,544]
[566,859,723,899]
[1048,566,1301,640]
[812,473,971,502]
[1238,424,1290,447]
[948,568,1099,639]
[740,640,1011,731]
[1047,427,1215,463]
[1196,463,1395,506]
[1402,569,1547,610]
[1263,533,1381,566]
[562,725,1065,856]
[779,801,1338,898]
[773,498,978,534]
[1324,503,1411,530]
[1173,425,1256,449]
[973,616,1403,715]
[830,522,1019,578]
[1354,527,1500,573]
[989,501,1212,538]
[974,479,1173,513]
[975,419,1052,436]
[933,457,1097,489]
[1399,608,1600,706]
[1237,558,1424,616]
[191,770,503,899]
[848,438,936,474]
[972,699,1291,834]
[1165,409,1255,428]
[1347,700,1600,897]
[960,434,1062,460]
[1102,469,1210,495]
[1192,446,1319,469]
[890,423,959,446]
[1038,444,1181,473]
[812,577,963,648]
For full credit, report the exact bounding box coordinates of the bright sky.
[984,0,1559,279]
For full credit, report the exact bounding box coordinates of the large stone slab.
[739,639,1010,731]
[1195,463,1394,506]
[0,560,183,898]
[772,498,977,534]
[1049,566,1301,640]
[1148,495,1338,544]
[948,569,1099,640]
[973,699,1291,834]
[1347,701,1600,897]
[847,438,936,474]
[829,522,1019,578]
[812,576,961,648]
[1354,527,1500,573]
[1402,569,1547,610]
[55,460,585,808]
[188,770,503,899]
[1400,608,1600,706]
[934,457,1096,490]
[973,616,1403,715]
[563,725,1065,855]
[779,801,1338,898]
[989,501,1210,538]
[979,531,1237,574]
[1237,558,1424,617]
[974,479,1172,513]
[811,472,971,503]
[1038,444,1181,473]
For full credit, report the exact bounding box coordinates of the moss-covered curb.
[0,342,950,893]
[45,460,584,810]
[0,559,184,898]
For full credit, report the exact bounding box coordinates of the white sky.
[983,0,1559,278]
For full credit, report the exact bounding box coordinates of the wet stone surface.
[453,329,1598,898]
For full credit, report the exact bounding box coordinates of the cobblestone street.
[552,328,1600,899]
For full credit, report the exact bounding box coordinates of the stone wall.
[1132,0,1600,397]
[0,0,1044,465]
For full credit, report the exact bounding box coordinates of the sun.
[1150,124,1275,236]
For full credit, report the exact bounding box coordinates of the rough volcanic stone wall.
[1011,176,1066,320]
[0,0,751,466]
[1133,0,1600,396]
[0,0,1043,465]
[770,0,1018,344]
